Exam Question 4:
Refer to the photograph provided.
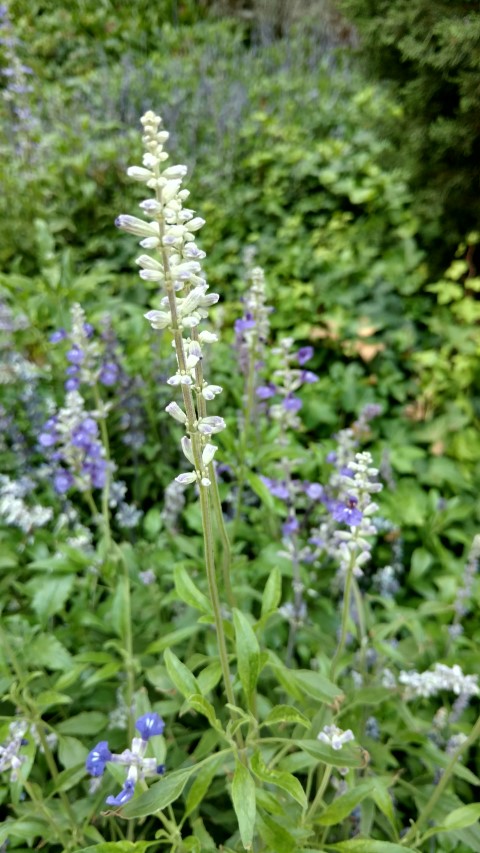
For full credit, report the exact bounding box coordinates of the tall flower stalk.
[116,111,235,706]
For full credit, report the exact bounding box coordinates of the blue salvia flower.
[86,712,165,808]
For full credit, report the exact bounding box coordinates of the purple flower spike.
[106,778,135,807]
[301,370,318,384]
[256,383,277,400]
[67,346,84,365]
[305,483,324,500]
[49,328,67,343]
[282,516,299,537]
[86,741,112,777]
[332,497,363,527]
[283,395,302,413]
[135,712,165,741]
[53,469,74,494]
[234,314,256,334]
[297,346,314,366]
[99,361,120,386]
[65,377,81,392]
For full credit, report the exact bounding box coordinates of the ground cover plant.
[1,2,480,852]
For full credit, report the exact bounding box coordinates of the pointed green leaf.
[174,565,212,615]
[122,767,196,818]
[261,567,282,616]
[164,648,200,700]
[294,739,365,769]
[231,760,256,850]
[442,802,480,830]
[251,750,306,808]
[316,781,375,826]
[233,609,260,705]
[290,669,343,704]
[185,754,225,817]
[187,693,224,732]
[328,841,416,852]
[262,704,310,729]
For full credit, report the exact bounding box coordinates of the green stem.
[35,725,81,839]
[403,711,480,846]
[23,780,72,851]
[209,460,235,608]
[330,550,356,682]
[232,349,257,540]
[305,764,333,823]
[94,384,112,553]
[199,484,236,711]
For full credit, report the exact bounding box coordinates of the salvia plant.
[1,109,480,853]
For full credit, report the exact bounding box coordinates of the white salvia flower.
[202,444,217,466]
[175,472,197,485]
[127,166,155,182]
[115,215,159,238]
[136,255,163,270]
[144,310,170,330]
[167,373,193,386]
[197,416,226,435]
[202,385,223,400]
[181,436,195,465]
[199,331,218,344]
[165,402,187,424]
[398,663,479,700]
[139,269,164,281]
[317,725,355,751]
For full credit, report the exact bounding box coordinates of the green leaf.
[29,575,75,623]
[187,693,224,732]
[371,778,397,831]
[262,705,310,729]
[75,844,157,853]
[251,750,307,808]
[293,740,365,769]
[441,802,480,830]
[290,669,343,704]
[316,781,375,826]
[122,768,197,818]
[24,634,72,671]
[261,566,282,617]
[185,754,225,817]
[164,648,200,700]
[233,609,260,706]
[257,812,298,853]
[327,842,416,852]
[231,760,256,850]
[174,565,212,615]
[245,472,275,510]
[109,575,131,641]
[57,712,107,735]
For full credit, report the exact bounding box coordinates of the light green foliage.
[0,3,479,853]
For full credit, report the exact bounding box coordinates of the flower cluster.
[39,391,108,494]
[317,724,355,751]
[0,3,37,155]
[234,265,272,376]
[260,337,317,432]
[86,712,165,807]
[0,474,53,533]
[449,534,480,638]
[399,663,479,701]
[117,110,224,489]
[0,720,28,782]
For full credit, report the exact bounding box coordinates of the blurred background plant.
[1,0,480,849]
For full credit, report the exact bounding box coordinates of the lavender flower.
[86,712,165,807]
[449,534,480,637]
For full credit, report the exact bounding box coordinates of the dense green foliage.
[1,1,480,851]
[339,0,480,259]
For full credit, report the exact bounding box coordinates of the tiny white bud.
[202,444,217,466]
